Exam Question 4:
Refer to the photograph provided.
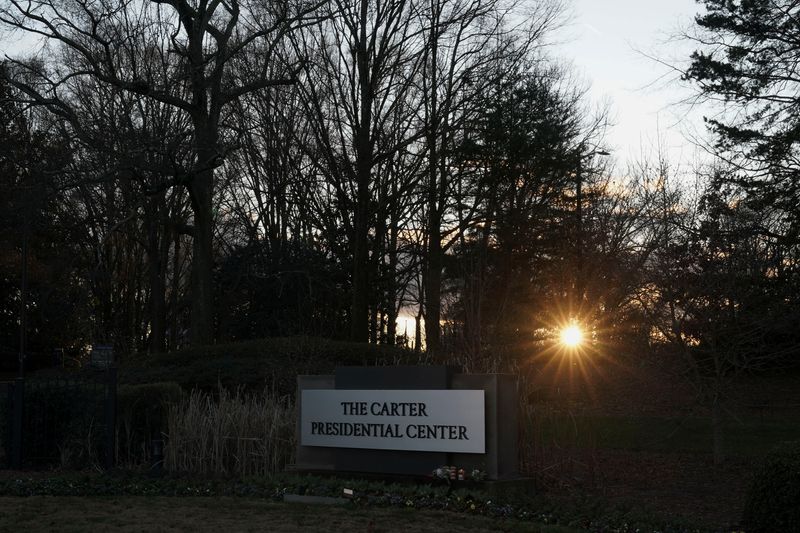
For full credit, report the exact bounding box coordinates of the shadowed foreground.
[0,497,581,533]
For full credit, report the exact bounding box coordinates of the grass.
[530,411,800,458]
[596,415,800,456]
[0,472,713,532]
[0,496,584,533]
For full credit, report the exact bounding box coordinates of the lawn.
[524,411,800,528]
[534,413,800,457]
[0,496,583,533]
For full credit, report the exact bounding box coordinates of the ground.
[0,497,580,533]
[523,364,800,530]
[588,450,750,528]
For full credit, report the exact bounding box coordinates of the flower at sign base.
[470,469,487,481]
[433,465,456,480]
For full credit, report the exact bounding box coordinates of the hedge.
[118,337,419,395]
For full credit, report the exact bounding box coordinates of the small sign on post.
[90,344,114,368]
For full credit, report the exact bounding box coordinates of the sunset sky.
[557,0,707,167]
[1,0,709,165]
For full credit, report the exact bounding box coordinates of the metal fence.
[1,368,116,470]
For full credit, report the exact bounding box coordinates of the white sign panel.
[301,389,485,453]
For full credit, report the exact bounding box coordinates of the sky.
[555,0,707,168]
[2,0,707,165]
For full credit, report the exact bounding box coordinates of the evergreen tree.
[685,0,800,237]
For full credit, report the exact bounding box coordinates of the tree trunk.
[424,7,442,355]
[146,196,167,353]
[349,130,371,342]
[386,205,399,345]
[188,159,215,346]
[711,392,724,465]
[425,226,442,354]
[349,0,373,343]
[168,229,180,349]
[415,306,423,352]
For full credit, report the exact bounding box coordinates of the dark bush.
[215,240,351,342]
[23,380,107,468]
[742,441,800,533]
[116,382,183,467]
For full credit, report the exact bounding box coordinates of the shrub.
[742,441,800,533]
[119,337,419,395]
[116,382,183,467]
[23,380,107,468]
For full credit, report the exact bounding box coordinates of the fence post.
[104,367,117,470]
[10,378,24,469]
[2,383,11,468]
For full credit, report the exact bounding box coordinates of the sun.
[560,324,583,348]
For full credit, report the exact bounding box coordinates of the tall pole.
[19,202,29,379]
[574,148,609,316]
[575,156,583,311]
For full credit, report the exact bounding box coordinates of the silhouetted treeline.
[0,0,798,382]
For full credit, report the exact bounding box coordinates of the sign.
[301,389,485,453]
[90,344,114,368]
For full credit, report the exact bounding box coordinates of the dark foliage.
[215,240,350,342]
[116,382,183,466]
[685,0,800,233]
[118,337,418,395]
[443,68,612,358]
[0,66,91,371]
[742,441,800,533]
[683,185,799,371]
[21,380,108,468]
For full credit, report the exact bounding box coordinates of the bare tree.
[292,0,424,342]
[417,0,566,353]
[1,0,324,345]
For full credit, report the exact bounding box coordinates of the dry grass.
[164,387,295,476]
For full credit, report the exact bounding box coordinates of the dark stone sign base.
[332,366,456,476]
[294,366,518,480]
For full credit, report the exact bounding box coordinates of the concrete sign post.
[295,366,518,480]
